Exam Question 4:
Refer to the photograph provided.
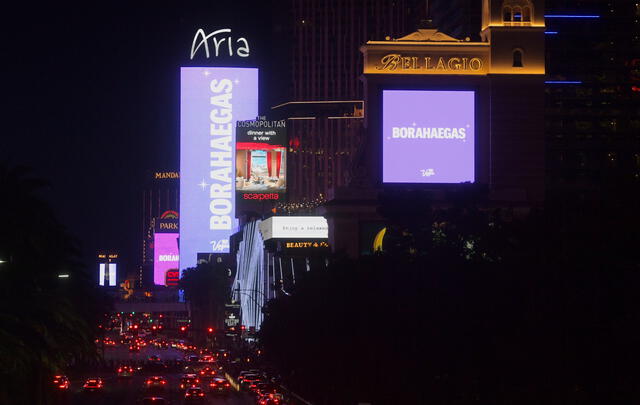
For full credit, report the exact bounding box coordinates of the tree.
[179,260,232,343]
[0,164,109,404]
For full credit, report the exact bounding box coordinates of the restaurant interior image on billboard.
[236,119,287,200]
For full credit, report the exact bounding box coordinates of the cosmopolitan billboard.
[180,67,258,269]
[382,90,475,184]
[153,232,180,286]
[236,119,287,203]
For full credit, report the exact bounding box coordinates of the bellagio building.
[325,0,546,256]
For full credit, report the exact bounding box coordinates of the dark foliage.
[259,194,640,404]
[0,164,110,404]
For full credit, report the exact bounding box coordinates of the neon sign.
[190,29,250,60]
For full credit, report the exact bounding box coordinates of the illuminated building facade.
[544,1,640,203]
[140,171,179,287]
[321,0,546,257]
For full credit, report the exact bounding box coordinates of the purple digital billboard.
[382,90,475,184]
[180,67,259,270]
[154,233,180,286]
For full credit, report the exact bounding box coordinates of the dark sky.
[1,2,287,273]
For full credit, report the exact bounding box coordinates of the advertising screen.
[154,233,180,286]
[382,90,475,184]
[108,263,117,287]
[236,119,287,203]
[180,67,259,270]
[98,263,105,286]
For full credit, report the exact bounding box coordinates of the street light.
[58,274,70,279]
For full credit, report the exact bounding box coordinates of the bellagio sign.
[361,42,490,75]
[376,54,485,73]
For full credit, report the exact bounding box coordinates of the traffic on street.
[48,314,287,405]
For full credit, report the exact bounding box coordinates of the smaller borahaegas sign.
[235,119,287,206]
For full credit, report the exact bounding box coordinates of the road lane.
[63,344,257,405]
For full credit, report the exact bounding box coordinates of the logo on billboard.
[190,28,250,60]
[160,210,179,219]
[165,269,180,286]
[210,239,230,252]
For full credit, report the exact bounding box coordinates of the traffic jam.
[49,313,288,405]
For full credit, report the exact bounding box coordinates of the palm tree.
[0,164,108,404]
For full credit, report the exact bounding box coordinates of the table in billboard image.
[180,67,258,269]
[382,90,475,184]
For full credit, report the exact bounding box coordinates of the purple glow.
[180,67,258,270]
[382,90,475,184]
[154,233,179,286]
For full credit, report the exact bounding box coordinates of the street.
[55,344,256,405]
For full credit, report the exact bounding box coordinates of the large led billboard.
[180,67,258,270]
[382,90,475,184]
[236,119,287,203]
[153,232,179,286]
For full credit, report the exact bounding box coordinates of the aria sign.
[190,28,250,60]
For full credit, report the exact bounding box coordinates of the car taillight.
[161,380,166,384]
[225,383,230,387]
[118,368,122,372]
[198,392,204,396]
[59,385,66,388]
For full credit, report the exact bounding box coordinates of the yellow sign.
[154,172,179,179]
[159,222,178,230]
[376,54,484,73]
[285,241,329,249]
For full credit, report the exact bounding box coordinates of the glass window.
[513,49,524,67]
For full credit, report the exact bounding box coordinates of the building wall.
[288,0,414,202]
[544,1,640,202]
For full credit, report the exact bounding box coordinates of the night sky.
[2,2,287,273]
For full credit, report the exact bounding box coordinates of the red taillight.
[118,368,122,372]
[161,380,166,384]
[59,385,66,388]
[225,383,230,387]
[198,392,204,396]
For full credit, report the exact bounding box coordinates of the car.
[117,365,135,378]
[258,393,285,405]
[53,375,69,390]
[251,382,274,398]
[180,374,200,390]
[240,373,262,390]
[82,377,104,392]
[184,387,206,403]
[145,376,168,392]
[140,397,168,405]
[201,354,215,363]
[186,354,200,363]
[129,345,140,353]
[198,366,216,377]
[208,376,231,394]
